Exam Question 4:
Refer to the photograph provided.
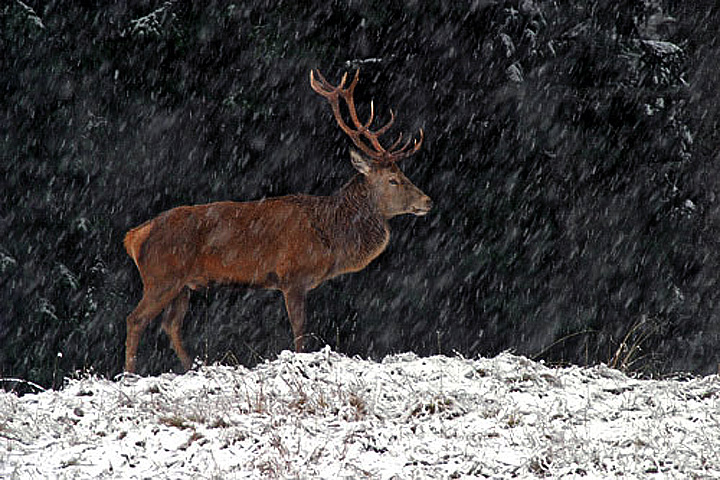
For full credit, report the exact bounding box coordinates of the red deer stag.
[123,69,432,373]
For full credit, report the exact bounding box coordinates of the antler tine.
[311,68,381,159]
[364,101,375,130]
[393,128,424,160]
[310,68,423,163]
[342,71,381,147]
[338,70,402,158]
[385,126,424,158]
[347,68,360,93]
[388,131,405,152]
[373,109,396,137]
[338,71,349,91]
[309,69,345,96]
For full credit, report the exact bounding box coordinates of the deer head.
[310,69,432,219]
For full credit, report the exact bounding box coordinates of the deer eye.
[389,178,400,186]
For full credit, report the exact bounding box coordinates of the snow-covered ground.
[1,347,719,479]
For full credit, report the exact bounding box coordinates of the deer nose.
[413,195,433,216]
[423,196,433,211]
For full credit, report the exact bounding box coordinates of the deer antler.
[310,69,423,164]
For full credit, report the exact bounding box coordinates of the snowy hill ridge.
[1,348,719,479]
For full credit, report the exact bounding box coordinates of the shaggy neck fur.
[306,174,390,275]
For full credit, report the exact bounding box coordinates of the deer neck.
[337,174,385,219]
[318,175,390,275]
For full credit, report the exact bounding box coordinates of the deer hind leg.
[125,286,182,373]
[161,287,193,371]
[283,288,307,352]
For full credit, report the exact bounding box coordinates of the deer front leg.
[283,288,307,352]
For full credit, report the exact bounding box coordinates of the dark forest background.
[2,0,720,387]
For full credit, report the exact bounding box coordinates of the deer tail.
[124,221,154,267]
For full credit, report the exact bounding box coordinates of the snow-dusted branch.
[12,0,45,30]
[122,1,177,38]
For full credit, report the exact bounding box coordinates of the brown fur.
[124,69,431,373]
[123,166,430,373]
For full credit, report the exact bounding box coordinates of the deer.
[123,69,432,373]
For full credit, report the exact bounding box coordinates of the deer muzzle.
[412,194,433,216]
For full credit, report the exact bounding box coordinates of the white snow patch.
[1,347,719,478]
[641,39,683,56]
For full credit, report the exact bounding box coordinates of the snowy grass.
[1,347,719,478]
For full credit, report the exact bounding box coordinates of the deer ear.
[350,150,372,176]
